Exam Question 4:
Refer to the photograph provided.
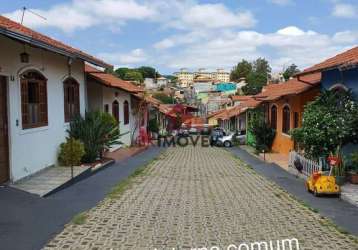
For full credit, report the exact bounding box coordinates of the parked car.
[201,125,210,135]
[235,131,246,145]
[178,128,189,137]
[210,128,225,146]
[217,133,234,147]
[189,127,198,134]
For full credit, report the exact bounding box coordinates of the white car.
[217,133,234,147]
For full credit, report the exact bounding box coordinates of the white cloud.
[3,1,256,33]
[332,3,358,18]
[152,26,358,72]
[3,0,155,33]
[98,48,147,66]
[268,0,293,6]
[333,30,358,43]
[181,4,256,29]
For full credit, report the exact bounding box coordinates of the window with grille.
[64,78,80,122]
[20,71,48,129]
[112,100,119,124]
[282,106,291,134]
[271,105,277,129]
[123,100,129,125]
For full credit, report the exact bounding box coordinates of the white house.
[0,16,111,184]
[144,78,156,89]
[156,76,168,87]
[85,65,144,146]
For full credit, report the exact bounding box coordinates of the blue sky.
[1,0,358,74]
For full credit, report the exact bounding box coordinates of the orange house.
[255,73,321,155]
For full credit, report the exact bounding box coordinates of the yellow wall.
[268,87,320,155]
[208,117,218,126]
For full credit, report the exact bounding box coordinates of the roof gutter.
[0,28,113,69]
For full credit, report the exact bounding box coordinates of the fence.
[288,151,322,176]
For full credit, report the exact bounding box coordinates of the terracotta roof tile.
[255,73,321,101]
[299,46,358,74]
[0,15,111,68]
[230,95,253,102]
[85,65,143,93]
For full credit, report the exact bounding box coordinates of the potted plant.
[348,152,358,184]
[329,146,346,186]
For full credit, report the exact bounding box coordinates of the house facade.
[85,65,144,146]
[254,74,321,155]
[0,16,110,183]
[298,46,358,98]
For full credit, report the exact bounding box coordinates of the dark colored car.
[210,128,226,146]
[178,128,189,137]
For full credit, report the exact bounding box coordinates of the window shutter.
[20,79,29,128]
[39,80,48,125]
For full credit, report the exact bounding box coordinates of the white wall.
[0,36,86,182]
[87,80,134,146]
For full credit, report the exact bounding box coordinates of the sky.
[1,0,358,75]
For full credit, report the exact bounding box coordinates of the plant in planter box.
[349,152,358,184]
[330,146,346,186]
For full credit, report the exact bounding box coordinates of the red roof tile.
[230,95,253,102]
[0,15,111,68]
[183,116,205,125]
[85,65,143,93]
[255,73,321,101]
[299,46,358,75]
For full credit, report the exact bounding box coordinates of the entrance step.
[11,166,91,197]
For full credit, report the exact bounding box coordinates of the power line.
[21,6,47,25]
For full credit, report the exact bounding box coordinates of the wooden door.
[0,76,9,184]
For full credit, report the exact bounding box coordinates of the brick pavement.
[45,146,358,250]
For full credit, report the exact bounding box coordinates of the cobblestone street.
[45,146,358,250]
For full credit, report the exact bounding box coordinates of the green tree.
[123,70,144,83]
[114,67,130,79]
[137,66,157,79]
[242,58,271,95]
[283,64,300,81]
[153,92,176,104]
[230,60,252,82]
[253,57,271,75]
[291,90,358,160]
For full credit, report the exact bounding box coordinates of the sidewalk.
[0,146,163,250]
[228,146,358,236]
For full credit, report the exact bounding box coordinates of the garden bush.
[248,109,275,152]
[58,138,85,166]
[148,118,159,133]
[291,90,358,160]
[58,138,85,178]
[68,111,120,163]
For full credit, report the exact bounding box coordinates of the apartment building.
[174,68,230,87]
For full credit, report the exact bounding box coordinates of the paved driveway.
[45,146,358,250]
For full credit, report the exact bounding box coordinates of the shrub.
[148,118,159,133]
[58,138,85,166]
[350,152,358,173]
[291,90,358,160]
[68,112,120,163]
[58,138,85,178]
[248,109,275,152]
